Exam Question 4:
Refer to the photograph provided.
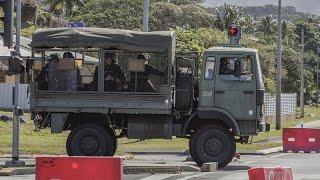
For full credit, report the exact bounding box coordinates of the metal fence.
[0,83,30,110]
[264,93,297,116]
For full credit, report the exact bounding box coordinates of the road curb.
[0,167,35,176]
[129,151,186,155]
[124,164,200,174]
[239,146,283,156]
[0,164,200,176]
[124,165,181,174]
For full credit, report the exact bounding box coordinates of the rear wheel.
[189,125,235,168]
[66,124,116,156]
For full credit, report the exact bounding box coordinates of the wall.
[0,83,30,111]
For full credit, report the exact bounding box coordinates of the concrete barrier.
[36,157,123,180]
[283,128,320,153]
[248,167,293,180]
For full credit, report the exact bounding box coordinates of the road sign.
[68,21,86,27]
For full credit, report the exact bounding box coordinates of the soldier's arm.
[92,67,99,82]
[117,66,127,84]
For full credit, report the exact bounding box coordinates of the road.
[1,152,320,180]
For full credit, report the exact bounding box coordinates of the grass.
[0,106,319,155]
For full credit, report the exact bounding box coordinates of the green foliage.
[71,0,143,29]
[43,0,84,17]
[281,47,301,93]
[34,1,320,102]
[176,28,227,53]
[152,0,203,5]
[22,0,37,27]
[257,15,277,36]
[282,21,287,39]
[212,3,242,31]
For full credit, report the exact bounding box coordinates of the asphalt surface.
[1,152,320,180]
[2,121,320,180]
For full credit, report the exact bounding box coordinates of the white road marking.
[176,172,213,180]
[139,174,178,180]
[296,174,320,180]
[243,161,257,164]
[271,153,290,158]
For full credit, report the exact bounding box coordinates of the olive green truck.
[25,26,269,168]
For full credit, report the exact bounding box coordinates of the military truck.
[25,26,268,168]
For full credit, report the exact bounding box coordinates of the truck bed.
[30,89,171,115]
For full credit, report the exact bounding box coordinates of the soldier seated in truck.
[129,54,164,92]
[91,52,128,91]
[35,53,59,90]
[62,51,83,89]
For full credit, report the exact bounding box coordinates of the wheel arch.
[182,108,240,136]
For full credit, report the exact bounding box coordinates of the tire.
[188,132,198,159]
[66,124,116,156]
[190,125,235,168]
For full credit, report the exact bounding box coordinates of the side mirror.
[26,57,34,73]
[234,60,241,77]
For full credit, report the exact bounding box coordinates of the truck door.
[199,56,216,107]
[214,54,256,120]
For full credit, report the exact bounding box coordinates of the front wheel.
[189,126,235,168]
[66,124,116,156]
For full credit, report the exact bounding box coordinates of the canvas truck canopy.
[30,28,176,53]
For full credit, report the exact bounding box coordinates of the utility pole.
[299,26,305,117]
[276,0,282,130]
[5,0,25,167]
[317,47,320,108]
[143,0,149,32]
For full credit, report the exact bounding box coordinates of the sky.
[203,0,320,15]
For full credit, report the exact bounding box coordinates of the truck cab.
[199,46,265,136]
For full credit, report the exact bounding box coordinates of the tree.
[212,3,242,31]
[281,47,301,93]
[223,3,241,29]
[238,15,255,34]
[152,0,203,5]
[71,0,143,29]
[214,12,224,31]
[257,15,276,36]
[178,4,215,29]
[282,20,287,39]
[22,0,37,27]
[43,0,84,18]
[149,2,181,31]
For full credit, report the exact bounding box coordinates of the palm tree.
[223,3,241,29]
[257,15,276,36]
[43,0,84,18]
